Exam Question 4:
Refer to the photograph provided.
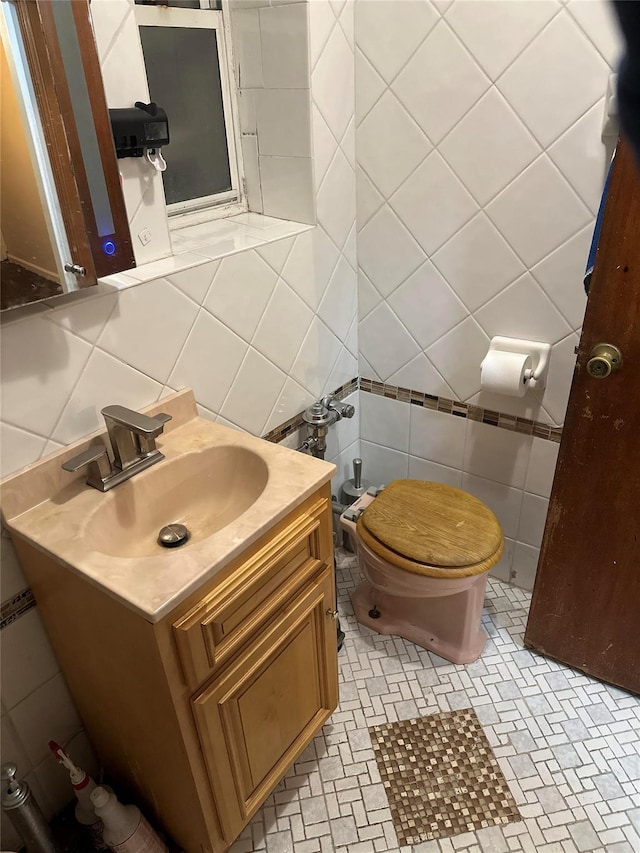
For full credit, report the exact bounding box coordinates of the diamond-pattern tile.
[445,0,559,81]
[387,260,468,350]
[393,20,490,144]
[316,147,356,250]
[497,13,610,147]
[390,151,478,255]
[440,88,540,206]
[531,226,591,331]
[252,281,314,373]
[548,98,610,214]
[475,272,572,345]
[426,317,490,402]
[486,156,592,268]
[359,302,421,382]
[567,0,623,68]
[312,21,355,141]
[355,0,439,84]
[432,213,525,313]
[358,205,425,297]
[318,255,358,342]
[357,90,431,199]
[354,47,386,125]
[355,165,384,231]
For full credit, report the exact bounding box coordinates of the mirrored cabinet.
[1,0,135,311]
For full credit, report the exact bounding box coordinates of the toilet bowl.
[340,479,504,664]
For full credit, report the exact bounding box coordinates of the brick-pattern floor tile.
[229,553,640,853]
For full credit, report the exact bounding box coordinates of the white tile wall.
[354,0,620,589]
[0,3,357,836]
[356,0,621,428]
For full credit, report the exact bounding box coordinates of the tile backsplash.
[355,0,621,428]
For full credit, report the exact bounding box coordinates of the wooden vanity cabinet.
[12,484,338,853]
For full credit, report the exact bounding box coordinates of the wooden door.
[525,137,640,694]
[192,567,339,843]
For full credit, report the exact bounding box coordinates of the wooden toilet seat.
[356,480,504,579]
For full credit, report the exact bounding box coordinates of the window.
[134,0,244,220]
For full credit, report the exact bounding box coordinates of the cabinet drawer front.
[173,498,332,689]
[192,567,338,844]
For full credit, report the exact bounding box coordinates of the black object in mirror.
[109,102,169,159]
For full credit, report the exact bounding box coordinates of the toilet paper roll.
[480,350,533,397]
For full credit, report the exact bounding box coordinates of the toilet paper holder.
[484,337,551,391]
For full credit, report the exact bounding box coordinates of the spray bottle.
[1,763,60,853]
[48,741,108,850]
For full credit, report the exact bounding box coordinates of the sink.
[0,389,336,621]
[83,446,268,558]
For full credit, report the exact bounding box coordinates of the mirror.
[0,0,135,312]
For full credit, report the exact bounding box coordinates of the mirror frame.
[11,0,135,285]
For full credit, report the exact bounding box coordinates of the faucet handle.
[62,444,113,489]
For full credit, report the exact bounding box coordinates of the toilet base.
[350,576,488,664]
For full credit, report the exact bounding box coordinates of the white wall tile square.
[355,166,384,232]
[0,425,47,481]
[426,317,489,402]
[355,0,438,84]
[390,152,478,256]
[511,541,541,591]
[316,148,357,249]
[360,393,409,453]
[525,437,560,498]
[388,261,468,350]
[464,419,532,490]
[219,349,286,435]
[444,0,558,81]
[357,206,425,297]
[517,492,550,549]
[531,227,590,331]
[387,355,454,399]
[319,256,358,342]
[9,673,81,765]
[407,456,463,489]
[1,611,60,710]
[281,228,340,311]
[432,214,525,313]
[548,99,610,214]
[357,91,430,199]
[461,473,524,540]
[354,48,386,126]
[291,317,342,397]
[359,440,409,486]
[409,405,467,471]
[252,281,315,372]
[169,311,248,413]
[98,280,199,385]
[439,88,540,207]
[52,349,162,445]
[359,302,420,381]
[256,89,312,157]
[475,272,572,345]
[486,156,591,268]
[259,155,315,224]
[259,3,310,88]
[566,0,623,68]
[497,13,610,147]
[204,253,278,342]
[393,21,490,144]
[312,21,355,141]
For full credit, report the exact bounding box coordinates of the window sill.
[101,213,312,289]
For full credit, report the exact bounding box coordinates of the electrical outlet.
[138,228,152,246]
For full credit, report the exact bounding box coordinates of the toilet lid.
[359,480,503,568]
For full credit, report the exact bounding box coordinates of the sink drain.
[158,523,190,548]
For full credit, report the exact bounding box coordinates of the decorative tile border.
[359,378,563,443]
[0,586,37,630]
[261,376,359,444]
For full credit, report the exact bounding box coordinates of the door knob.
[326,609,339,620]
[586,343,623,379]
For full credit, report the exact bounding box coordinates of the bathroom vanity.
[0,391,338,852]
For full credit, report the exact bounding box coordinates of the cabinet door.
[192,567,338,843]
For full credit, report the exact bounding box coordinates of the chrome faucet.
[61,406,172,491]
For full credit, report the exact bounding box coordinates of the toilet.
[340,479,504,664]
